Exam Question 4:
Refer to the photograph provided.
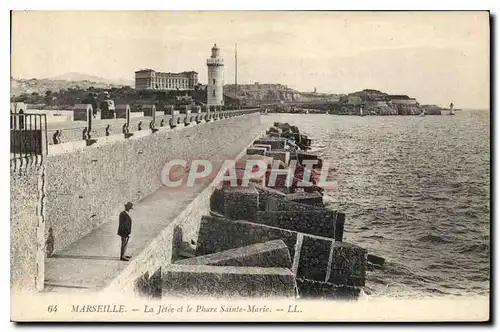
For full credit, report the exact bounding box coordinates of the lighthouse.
[207,43,224,110]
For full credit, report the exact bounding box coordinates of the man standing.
[118,202,133,261]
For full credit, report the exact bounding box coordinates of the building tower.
[207,43,224,109]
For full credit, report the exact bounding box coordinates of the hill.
[224,83,340,105]
[47,72,134,86]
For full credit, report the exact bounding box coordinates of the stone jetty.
[158,122,368,300]
[10,102,368,301]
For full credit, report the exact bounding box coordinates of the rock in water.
[367,254,385,266]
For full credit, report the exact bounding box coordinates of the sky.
[11,11,490,109]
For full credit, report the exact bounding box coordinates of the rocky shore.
[262,90,445,116]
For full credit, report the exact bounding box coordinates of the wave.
[364,234,385,240]
[417,234,453,244]
[458,243,490,254]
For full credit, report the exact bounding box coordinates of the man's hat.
[125,202,133,209]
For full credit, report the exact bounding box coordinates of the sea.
[262,110,490,298]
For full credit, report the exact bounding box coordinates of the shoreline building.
[207,44,224,108]
[387,95,418,105]
[134,69,198,90]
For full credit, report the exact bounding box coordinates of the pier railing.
[49,106,260,145]
[10,112,48,160]
[10,106,260,159]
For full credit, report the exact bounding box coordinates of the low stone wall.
[10,163,45,292]
[10,111,262,294]
[394,104,424,115]
[390,99,418,105]
[366,104,398,116]
[103,129,264,295]
[47,110,254,145]
[177,240,292,269]
[161,265,296,298]
[26,109,74,123]
[44,112,261,253]
[364,101,388,108]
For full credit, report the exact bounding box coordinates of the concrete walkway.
[44,124,267,292]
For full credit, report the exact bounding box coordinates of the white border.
[2,1,497,331]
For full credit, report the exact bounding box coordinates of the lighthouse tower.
[207,43,224,109]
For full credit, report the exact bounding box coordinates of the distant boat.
[448,102,455,116]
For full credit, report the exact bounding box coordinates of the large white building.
[135,69,198,90]
[206,44,224,107]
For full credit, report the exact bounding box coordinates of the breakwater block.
[247,170,267,186]
[246,147,266,156]
[253,184,286,200]
[101,107,115,120]
[163,105,174,115]
[162,265,296,298]
[253,144,272,151]
[297,152,320,163]
[177,239,292,269]
[265,150,290,165]
[296,234,333,281]
[296,278,361,300]
[135,268,162,299]
[286,143,299,154]
[283,132,300,143]
[256,210,336,239]
[328,242,367,287]
[265,197,325,212]
[223,186,259,221]
[268,126,283,135]
[254,139,287,150]
[170,115,179,128]
[286,192,324,207]
[196,215,298,258]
